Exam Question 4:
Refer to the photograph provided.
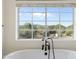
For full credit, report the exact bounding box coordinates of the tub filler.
[4,49,76,59]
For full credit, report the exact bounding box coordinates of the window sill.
[16,38,75,41]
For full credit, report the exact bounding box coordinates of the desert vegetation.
[18,23,73,39]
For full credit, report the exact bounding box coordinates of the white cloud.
[33,13,45,16]
[47,13,54,16]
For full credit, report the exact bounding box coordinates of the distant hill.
[67,25,73,29]
[19,23,72,30]
[66,25,73,31]
[48,24,66,30]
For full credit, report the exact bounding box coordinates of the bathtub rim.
[3,49,76,59]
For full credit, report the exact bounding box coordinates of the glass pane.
[47,7,59,12]
[47,22,59,30]
[33,13,45,22]
[60,13,73,22]
[60,30,73,39]
[47,31,59,38]
[19,22,32,29]
[19,13,32,22]
[33,30,45,39]
[59,24,66,30]
[19,7,32,13]
[47,13,59,22]
[60,22,73,32]
[18,29,32,39]
[60,7,73,12]
[33,7,45,12]
[60,22,73,28]
[33,22,45,30]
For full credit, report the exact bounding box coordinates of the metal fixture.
[42,37,55,59]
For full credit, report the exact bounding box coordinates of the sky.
[18,7,73,27]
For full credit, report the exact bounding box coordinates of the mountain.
[48,24,66,30]
[65,25,73,32]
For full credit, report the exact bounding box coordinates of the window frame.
[16,6,75,41]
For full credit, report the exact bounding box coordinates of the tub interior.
[4,49,76,59]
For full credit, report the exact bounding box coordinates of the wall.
[3,0,76,57]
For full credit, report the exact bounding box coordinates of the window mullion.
[32,7,33,39]
[18,7,20,39]
[73,8,75,39]
[59,8,61,38]
[45,6,48,39]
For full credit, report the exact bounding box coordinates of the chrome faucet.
[41,37,55,59]
[42,37,50,55]
[42,40,50,50]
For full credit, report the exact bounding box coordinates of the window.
[16,6,74,40]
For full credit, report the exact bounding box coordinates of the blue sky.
[18,7,73,27]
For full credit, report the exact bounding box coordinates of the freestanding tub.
[4,49,76,59]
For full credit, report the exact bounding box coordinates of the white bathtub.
[4,49,76,59]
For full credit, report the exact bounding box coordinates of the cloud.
[33,13,45,16]
[47,13,53,16]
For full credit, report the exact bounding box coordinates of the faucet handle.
[45,45,47,51]
[48,44,50,50]
[42,45,44,50]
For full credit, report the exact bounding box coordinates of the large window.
[16,6,74,40]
